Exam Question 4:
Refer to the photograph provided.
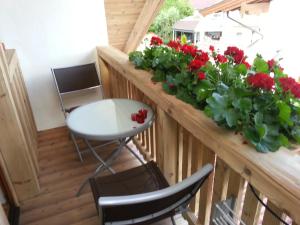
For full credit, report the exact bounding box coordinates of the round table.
[66,99,155,195]
[66,98,154,141]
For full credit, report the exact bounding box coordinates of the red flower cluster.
[242,61,251,69]
[268,59,276,70]
[215,54,228,63]
[181,44,197,57]
[195,50,209,65]
[131,109,148,124]
[189,59,205,71]
[224,46,245,64]
[150,36,163,46]
[167,40,181,51]
[279,77,300,99]
[247,73,274,91]
[198,72,206,80]
[209,45,215,52]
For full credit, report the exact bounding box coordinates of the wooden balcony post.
[0,44,40,202]
[98,56,111,98]
[156,108,178,185]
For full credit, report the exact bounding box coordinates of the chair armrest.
[99,163,213,207]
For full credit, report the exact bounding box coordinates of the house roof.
[173,20,200,31]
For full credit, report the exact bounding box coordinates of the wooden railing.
[97,46,300,225]
[0,44,39,203]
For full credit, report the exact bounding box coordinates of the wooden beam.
[123,0,164,53]
[200,0,258,16]
[0,204,9,225]
[240,2,270,15]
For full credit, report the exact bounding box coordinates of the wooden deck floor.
[20,127,187,225]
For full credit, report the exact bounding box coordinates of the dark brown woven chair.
[52,63,112,162]
[89,161,213,225]
[52,63,102,117]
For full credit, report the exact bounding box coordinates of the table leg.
[76,138,126,196]
[84,139,115,174]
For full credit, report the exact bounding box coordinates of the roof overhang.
[200,0,271,16]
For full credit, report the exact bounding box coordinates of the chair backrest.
[99,163,213,225]
[52,63,100,94]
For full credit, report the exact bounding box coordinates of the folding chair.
[89,161,213,225]
[52,63,114,162]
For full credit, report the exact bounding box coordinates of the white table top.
[66,99,154,141]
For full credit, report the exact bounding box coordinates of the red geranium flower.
[167,40,181,51]
[150,36,163,46]
[181,44,197,57]
[198,72,206,80]
[268,59,276,70]
[247,73,274,91]
[215,54,228,63]
[189,59,205,71]
[291,83,300,98]
[209,45,215,52]
[242,60,251,69]
[224,46,245,64]
[279,77,300,98]
[195,50,209,65]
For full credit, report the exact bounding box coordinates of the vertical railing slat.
[198,145,216,225]
[262,201,284,225]
[242,185,265,225]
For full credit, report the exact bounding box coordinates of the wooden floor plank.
[20,127,185,225]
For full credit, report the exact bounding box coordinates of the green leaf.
[152,70,166,82]
[279,134,290,147]
[235,63,247,75]
[255,124,267,139]
[194,80,213,102]
[225,109,238,127]
[233,98,252,113]
[244,127,260,144]
[254,112,263,125]
[253,56,269,73]
[129,51,145,68]
[276,100,293,126]
[291,127,300,143]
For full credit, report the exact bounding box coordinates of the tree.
[149,0,194,40]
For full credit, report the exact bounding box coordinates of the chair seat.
[65,106,79,114]
[89,161,169,209]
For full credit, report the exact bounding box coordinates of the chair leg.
[70,133,83,162]
[171,216,176,225]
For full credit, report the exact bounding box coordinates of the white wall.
[0,0,108,130]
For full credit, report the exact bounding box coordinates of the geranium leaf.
[279,134,290,147]
[225,109,238,127]
[255,124,267,139]
[254,112,263,125]
[236,63,247,75]
[253,56,269,73]
[291,127,300,143]
[276,100,293,126]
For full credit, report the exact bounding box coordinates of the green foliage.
[149,0,194,40]
[129,39,300,153]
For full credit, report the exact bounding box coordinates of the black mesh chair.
[52,63,111,162]
[89,161,213,225]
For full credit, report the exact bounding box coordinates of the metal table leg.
[76,138,126,196]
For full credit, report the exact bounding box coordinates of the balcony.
[0,0,299,225]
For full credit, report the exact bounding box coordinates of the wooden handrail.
[97,45,300,223]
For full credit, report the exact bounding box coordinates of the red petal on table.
[131,113,137,121]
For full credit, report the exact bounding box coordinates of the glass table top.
[66,99,154,140]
